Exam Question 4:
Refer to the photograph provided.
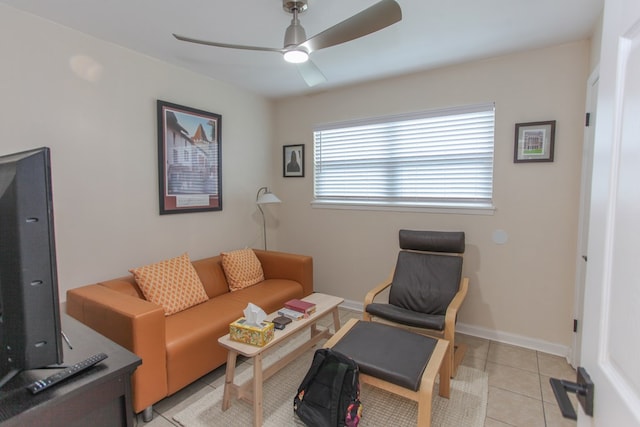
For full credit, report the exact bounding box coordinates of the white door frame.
[570,67,598,368]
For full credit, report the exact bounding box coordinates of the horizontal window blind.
[313,103,495,208]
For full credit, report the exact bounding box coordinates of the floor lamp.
[256,187,281,250]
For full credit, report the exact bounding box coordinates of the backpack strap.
[296,349,328,396]
[330,362,348,426]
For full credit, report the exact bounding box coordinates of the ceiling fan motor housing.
[283,0,308,13]
[284,20,307,47]
[283,0,308,49]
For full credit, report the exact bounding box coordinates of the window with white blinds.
[313,103,495,211]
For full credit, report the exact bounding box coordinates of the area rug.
[173,343,487,427]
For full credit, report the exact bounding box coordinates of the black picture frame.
[157,100,222,214]
[514,120,556,163]
[283,144,304,177]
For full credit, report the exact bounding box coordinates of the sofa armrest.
[253,249,313,296]
[66,285,168,413]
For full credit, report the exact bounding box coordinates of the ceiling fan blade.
[300,0,401,53]
[296,59,327,87]
[173,34,284,53]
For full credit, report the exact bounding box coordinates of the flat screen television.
[0,147,63,389]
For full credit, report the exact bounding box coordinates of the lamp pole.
[256,187,281,250]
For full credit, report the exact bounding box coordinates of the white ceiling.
[2,0,603,99]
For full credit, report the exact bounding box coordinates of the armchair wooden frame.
[363,270,469,378]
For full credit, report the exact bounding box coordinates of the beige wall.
[273,41,591,354]
[0,5,275,297]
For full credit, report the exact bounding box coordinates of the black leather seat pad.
[365,303,446,330]
[331,321,437,391]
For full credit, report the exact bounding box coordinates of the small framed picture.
[514,120,556,163]
[283,144,304,177]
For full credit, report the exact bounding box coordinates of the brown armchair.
[363,230,469,377]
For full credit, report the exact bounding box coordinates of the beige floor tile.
[462,354,487,370]
[537,352,576,380]
[488,342,538,373]
[544,401,578,427]
[486,362,541,399]
[137,379,214,426]
[540,374,557,403]
[458,333,490,361]
[155,380,213,412]
[199,363,226,386]
[487,386,545,427]
[484,417,516,427]
[134,413,179,427]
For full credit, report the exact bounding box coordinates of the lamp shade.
[256,189,281,205]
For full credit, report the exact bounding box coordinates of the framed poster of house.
[157,100,222,214]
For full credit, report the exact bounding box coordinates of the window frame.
[312,102,496,214]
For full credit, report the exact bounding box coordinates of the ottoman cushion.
[331,320,437,391]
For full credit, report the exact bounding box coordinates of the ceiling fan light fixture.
[283,48,309,63]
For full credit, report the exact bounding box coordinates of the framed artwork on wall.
[283,144,304,177]
[157,100,222,214]
[514,120,556,163]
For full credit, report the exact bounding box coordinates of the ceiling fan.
[173,0,402,87]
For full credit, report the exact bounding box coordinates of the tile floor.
[134,308,578,427]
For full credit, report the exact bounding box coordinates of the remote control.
[26,352,108,394]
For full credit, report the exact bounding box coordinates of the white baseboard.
[340,298,571,358]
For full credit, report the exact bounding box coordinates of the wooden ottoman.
[324,318,450,427]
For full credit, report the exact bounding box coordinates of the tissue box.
[229,318,275,347]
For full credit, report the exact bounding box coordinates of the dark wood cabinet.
[0,314,141,427]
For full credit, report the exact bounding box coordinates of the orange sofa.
[66,249,313,419]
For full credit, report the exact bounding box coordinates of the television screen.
[0,147,63,389]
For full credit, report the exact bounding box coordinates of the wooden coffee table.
[217,293,343,427]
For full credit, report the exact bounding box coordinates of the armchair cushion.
[365,303,446,330]
[389,251,462,316]
[399,229,465,253]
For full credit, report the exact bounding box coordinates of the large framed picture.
[514,120,556,163]
[283,144,304,177]
[157,100,222,214]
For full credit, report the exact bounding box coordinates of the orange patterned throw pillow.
[221,248,265,291]
[130,253,208,316]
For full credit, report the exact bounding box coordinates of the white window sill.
[311,199,496,215]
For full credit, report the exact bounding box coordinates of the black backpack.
[294,348,362,427]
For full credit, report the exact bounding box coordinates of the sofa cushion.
[191,256,230,299]
[221,248,265,291]
[130,253,209,316]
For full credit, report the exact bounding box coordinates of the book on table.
[284,299,317,314]
[277,307,305,320]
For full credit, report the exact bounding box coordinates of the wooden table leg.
[332,306,341,333]
[253,353,264,427]
[222,350,238,411]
